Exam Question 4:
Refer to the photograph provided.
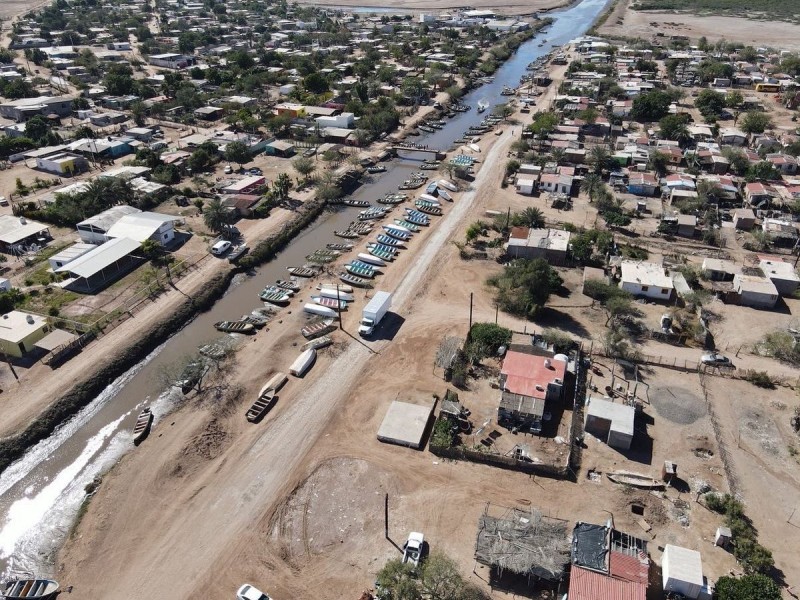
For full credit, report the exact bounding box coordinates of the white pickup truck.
[402,532,424,567]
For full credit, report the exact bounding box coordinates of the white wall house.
[619,260,674,301]
[316,112,355,129]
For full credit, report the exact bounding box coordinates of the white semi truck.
[358,291,392,337]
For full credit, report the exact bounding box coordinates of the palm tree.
[581,173,603,202]
[549,148,566,166]
[203,198,233,234]
[587,146,612,174]
[520,207,545,228]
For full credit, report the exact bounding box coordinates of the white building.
[734,274,779,309]
[619,260,674,301]
[584,397,635,451]
[0,311,50,357]
[105,212,179,246]
[48,242,96,270]
[76,205,141,244]
[758,259,800,296]
[662,545,704,600]
[316,112,355,129]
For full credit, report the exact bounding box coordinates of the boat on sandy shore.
[302,335,332,351]
[132,407,153,445]
[275,279,301,292]
[318,287,355,302]
[326,243,354,252]
[258,288,292,304]
[357,252,387,267]
[318,282,354,294]
[376,234,405,247]
[334,229,360,239]
[366,246,396,261]
[383,226,411,240]
[343,198,371,207]
[3,579,60,599]
[394,219,422,231]
[339,272,372,287]
[214,320,256,334]
[301,318,336,339]
[287,266,317,278]
[346,262,376,278]
[437,188,452,201]
[289,348,317,377]
[246,372,287,422]
[227,244,249,263]
[312,295,348,309]
[415,202,443,216]
[607,471,665,489]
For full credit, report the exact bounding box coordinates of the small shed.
[714,526,731,548]
[733,208,756,231]
[584,397,635,451]
[662,544,703,599]
[377,401,433,449]
[0,311,50,357]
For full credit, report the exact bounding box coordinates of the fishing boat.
[302,335,332,351]
[312,295,348,310]
[227,244,249,263]
[378,194,406,205]
[318,288,355,302]
[245,373,287,423]
[287,266,317,278]
[418,125,435,133]
[367,246,395,261]
[398,179,425,190]
[306,252,337,264]
[477,103,486,113]
[339,272,371,287]
[415,202,443,216]
[436,188,452,201]
[318,282,354,294]
[367,242,399,255]
[394,219,422,231]
[259,289,292,304]
[343,198,371,207]
[367,165,387,174]
[214,320,256,334]
[402,212,430,226]
[349,223,374,234]
[438,179,458,191]
[2,579,60,599]
[346,263,376,278]
[383,226,411,240]
[240,314,269,328]
[425,181,438,195]
[303,303,338,318]
[501,85,515,96]
[358,208,388,221]
[607,471,665,490]
[132,407,153,445]
[289,348,317,377]
[376,234,405,247]
[275,279,301,292]
[301,318,336,339]
[261,284,294,297]
[326,242,354,252]
[419,193,440,204]
[334,229,360,239]
[357,252,387,267]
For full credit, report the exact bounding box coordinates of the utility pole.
[336,286,343,330]
[468,292,473,331]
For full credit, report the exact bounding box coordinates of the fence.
[698,370,740,496]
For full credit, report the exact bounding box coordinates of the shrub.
[488,258,562,320]
[541,328,574,353]
[468,323,512,358]
[743,370,775,389]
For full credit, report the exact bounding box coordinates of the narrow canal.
[0,0,610,579]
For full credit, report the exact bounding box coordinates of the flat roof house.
[35,152,89,176]
[662,545,705,600]
[498,351,567,434]
[0,96,73,122]
[105,212,179,246]
[733,274,779,309]
[584,397,635,451]
[759,259,800,296]
[619,260,673,301]
[505,227,570,266]
[0,311,50,357]
[0,215,51,252]
[76,205,141,244]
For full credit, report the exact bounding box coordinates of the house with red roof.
[498,350,567,433]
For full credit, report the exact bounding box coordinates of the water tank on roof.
[554,353,568,363]
[26,315,34,324]
[19,216,27,225]
[544,358,552,369]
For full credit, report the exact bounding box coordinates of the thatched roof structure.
[474,506,570,581]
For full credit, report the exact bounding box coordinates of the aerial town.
[0,0,798,598]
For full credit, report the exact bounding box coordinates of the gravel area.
[650,386,707,425]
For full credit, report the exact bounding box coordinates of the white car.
[402,531,424,567]
[211,240,231,255]
[224,164,233,174]
[236,584,271,600]
[701,352,731,366]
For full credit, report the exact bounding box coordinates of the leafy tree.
[0,136,35,160]
[658,113,690,144]
[630,90,672,122]
[695,89,726,120]
[293,156,316,182]
[468,323,511,359]
[224,141,251,168]
[722,147,750,175]
[528,111,559,138]
[488,258,563,320]
[648,150,669,177]
[274,173,292,201]
[725,90,743,108]
[103,63,136,96]
[203,198,234,234]
[740,111,772,134]
[303,72,329,94]
[601,209,632,227]
[188,148,214,173]
[492,103,514,120]
[587,146,612,173]
[139,239,162,263]
[714,574,781,600]
[465,220,486,243]
[25,115,51,144]
[746,161,779,182]
[513,207,545,229]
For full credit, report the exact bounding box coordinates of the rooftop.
[56,237,141,278]
[77,205,141,232]
[0,215,49,245]
[586,397,635,437]
[376,400,433,449]
[501,351,567,399]
[568,567,646,600]
[0,311,48,344]
[620,260,673,289]
[105,212,178,242]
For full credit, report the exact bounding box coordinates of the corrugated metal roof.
[609,551,649,584]
[0,216,49,245]
[56,237,140,278]
[501,351,567,399]
[568,566,646,600]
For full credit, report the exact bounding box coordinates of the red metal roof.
[568,566,647,600]
[501,351,567,399]
[609,551,649,584]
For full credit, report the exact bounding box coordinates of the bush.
[468,322,511,358]
[583,279,629,303]
[541,328,574,353]
[743,370,775,389]
[715,574,781,600]
[431,417,454,448]
[488,258,562,320]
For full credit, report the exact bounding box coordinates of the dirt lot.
[598,0,800,50]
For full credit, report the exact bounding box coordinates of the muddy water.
[0,0,609,579]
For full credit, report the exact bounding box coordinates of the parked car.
[211,240,231,255]
[249,167,263,175]
[236,584,271,600]
[402,531,424,567]
[701,352,731,366]
[224,164,233,174]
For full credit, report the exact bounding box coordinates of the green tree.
[224,141,251,168]
[722,147,750,175]
[746,161,779,182]
[24,115,50,144]
[492,102,514,120]
[740,111,772,134]
[274,172,292,201]
[695,89,726,120]
[468,322,512,359]
[528,111,559,138]
[303,72,329,94]
[516,207,545,228]
[725,90,743,108]
[292,156,316,183]
[630,90,672,122]
[581,173,604,202]
[375,559,420,600]
[203,198,234,234]
[139,239,162,263]
[648,150,670,177]
[714,574,781,600]
[658,113,690,144]
[488,258,563,320]
[587,146,612,174]
[103,63,136,96]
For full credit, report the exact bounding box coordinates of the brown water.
[0,0,610,577]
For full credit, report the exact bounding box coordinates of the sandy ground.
[598,0,800,50]
[54,63,772,599]
[297,0,568,16]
